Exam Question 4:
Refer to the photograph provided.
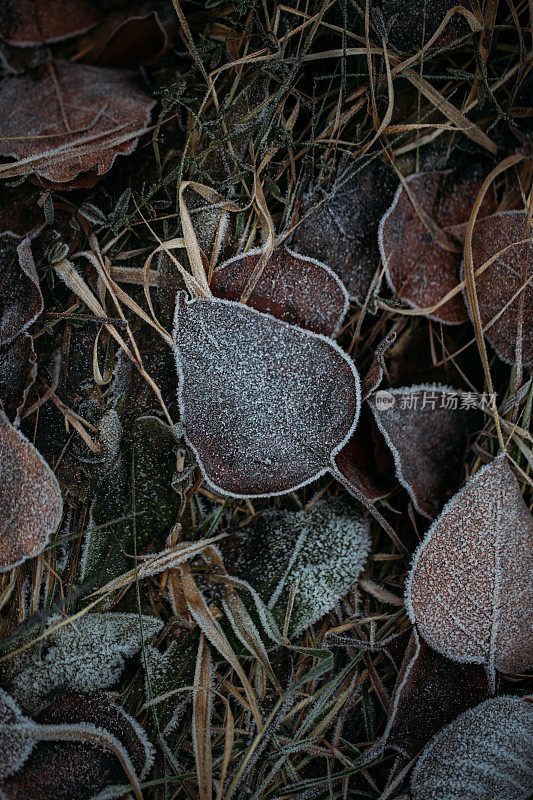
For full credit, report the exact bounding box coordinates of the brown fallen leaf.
[0,60,155,188]
[0,0,102,45]
[406,455,533,689]
[173,294,360,497]
[210,247,349,337]
[0,691,154,800]
[0,408,63,571]
[379,170,497,323]
[0,332,37,425]
[411,696,533,800]
[368,384,480,518]
[384,629,490,759]
[89,9,168,67]
[0,235,43,347]
[452,210,533,365]
[289,159,398,304]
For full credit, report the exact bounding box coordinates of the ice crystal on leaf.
[0,332,37,425]
[210,247,349,337]
[0,409,63,572]
[2,613,162,713]
[406,455,533,688]
[0,235,43,347]
[452,210,533,365]
[0,0,101,45]
[368,384,480,518]
[173,295,360,497]
[217,497,371,636]
[0,689,36,781]
[411,696,533,800]
[0,61,155,188]
[379,170,496,323]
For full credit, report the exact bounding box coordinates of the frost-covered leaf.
[368,384,480,518]
[452,210,533,365]
[2,612,162,713]
[0,691,154,800]
[0,332,37,425]
[144,632,197,731]
[411,696,533,800]
[0,409,62,572]
[210,247,349,337]
[379,170,496,323]
[88,9,168,67]
[290,159,398,304]
[0,235,42,347]
[217,497,371,636]
[384,629,489,758]
[0,689,36,781]
[406,456,533,686]
[81,415,182,587]
[173,295,360,497]
[0,61,155,188]
[0,0,101,45]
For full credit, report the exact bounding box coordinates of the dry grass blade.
[193,633,213,800]
[179,563,263,731]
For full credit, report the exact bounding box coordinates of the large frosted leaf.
[411,696,533,800]
[210,247,349,336]
[0,0,101,45]
[0,61,155,188]
[453,210,533,365]
[379,170,496,323]
[173,295,360,497]
[368,384,480,518]
[0,409,63,572]
[406,456,533,686]
[2,612,162,713]
[217,497,371,636]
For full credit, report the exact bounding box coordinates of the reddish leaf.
[0,61,155,188]
[91,10,168,67]
[333,404,396,503]
[210,247,349,337]
[368,384,480,518]
[173,295,360,497]
[0,408,63,571]
[0,235,42,347]
[406,456,533,687]
[0,332,37,425]
[0,692,154,800]
[384,629,490,758]
[290,159,398,304]
[411,696,533,800]
[0,0,101,45]
[453,210,533,365]
[373,1,468,53]
[379,170,497,323]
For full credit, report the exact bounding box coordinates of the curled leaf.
[384,629,490,758]
[406,456,533,686]
[0,332,37,425]
[368,384,480,518]
[2,612,162,713]
[0,691,154,800]
[0,409,62,572]
[453,210,533,365]
[90,10,168,67]
[290,159,398,304]
[173,295,360,497]
[0,235,42,347]
[379,170,496,323]
[0,61,155,188]
[0,0,101,45]
[411,696,533,800]
[210,247,349,337]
